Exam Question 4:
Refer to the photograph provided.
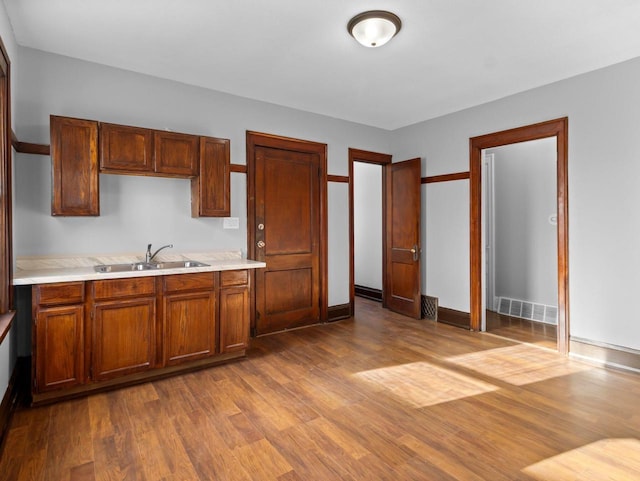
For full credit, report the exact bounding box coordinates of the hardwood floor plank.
[69,461,96,481]
[172,410,254,481]
[3,298,640,480]
[232,439,293,479]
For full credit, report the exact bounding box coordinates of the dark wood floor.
[2,297,640,480]
[486,309,557,350]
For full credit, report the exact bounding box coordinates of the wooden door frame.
[470,117,569,354]
[246,131,328,330]
[348,148,392,314]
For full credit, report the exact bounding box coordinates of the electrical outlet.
[223,217,239,229]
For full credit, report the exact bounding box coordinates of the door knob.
[257,223,265,231]
[410,244,420,261]
[257,240,265,248]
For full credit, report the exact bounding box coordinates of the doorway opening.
[348,149,422,319]
[470,118,569,353]
[349,149,391,314]
[353,161,384,303]
[482,139,558,350]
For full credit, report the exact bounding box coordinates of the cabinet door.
[100,122,154,173]
[163,291,216,365]
[154,131,199,177]
[191,137,230,217]
[219,286,249,353]
[34,305,84,392]
[92,297,156,381]
[50,115,99,216]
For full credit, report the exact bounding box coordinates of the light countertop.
[13,251,266,286]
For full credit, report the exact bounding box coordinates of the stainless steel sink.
[94,260,209,273]
[153,260,209,269]
[94,262,159,273]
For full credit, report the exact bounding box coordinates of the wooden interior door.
[384,158,422,318]
[248,133,326,335]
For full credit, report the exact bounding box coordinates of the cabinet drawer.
[163,272,215,292]
[35,282,85,306]
[92,277,156,300]
[220,270,248,287]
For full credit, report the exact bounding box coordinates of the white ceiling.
[4,0,640,130]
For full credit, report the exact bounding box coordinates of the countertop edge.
[13,259,266,286]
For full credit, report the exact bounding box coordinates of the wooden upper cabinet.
[50,115,99,216]
[99,123,154,173]
[191,136,231,217]
[154,131,199,177]
[50,116,230,217]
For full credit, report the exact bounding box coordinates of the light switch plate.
[223,217,240,229]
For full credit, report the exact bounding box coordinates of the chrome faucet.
[146,243,173,263]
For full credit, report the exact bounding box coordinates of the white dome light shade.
[348,11,402,48]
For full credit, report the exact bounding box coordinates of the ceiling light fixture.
[347,10,402,48]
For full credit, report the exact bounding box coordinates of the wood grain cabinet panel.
[50,115,99,216]
[92,276,156,300]
[34,282,84,306]
[32,282,86,395]
[163,291,216,365]
[163,272,217,366]
[92,297,156,381]
[99,122,154,173]
[219,286,249,353]
[191,136,230,217]
[154,131,199,177]
[34,304,85,393]
[219,270,250,353]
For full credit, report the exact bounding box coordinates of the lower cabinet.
[32,282,85,393]
[31,269,251,404]
[163,272,216,365]
[91,277,157,381]
[93,297,156,380]
[220,270,250,353]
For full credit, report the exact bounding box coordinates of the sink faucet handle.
[148,243,173,263]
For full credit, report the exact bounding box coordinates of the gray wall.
[13,47,393,310]
[391,55,640,351]
[490,138,557,307]
[354,162,382,290]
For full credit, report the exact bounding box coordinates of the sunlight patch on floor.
[354,362,498,408]
[522,438,640,480]
[446,344,592,385]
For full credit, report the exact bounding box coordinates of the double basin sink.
[94,260,209,273]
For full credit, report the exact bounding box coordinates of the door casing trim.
[469,117,569,354]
